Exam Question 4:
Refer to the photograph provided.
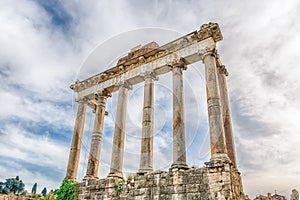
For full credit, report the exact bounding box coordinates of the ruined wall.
[78,160,244,200]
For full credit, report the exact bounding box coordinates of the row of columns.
[65,49,236,181]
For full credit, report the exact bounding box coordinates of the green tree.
[0,177,25,194]
[56,179,79,200]
[32,182,37,194]
[2,187,10,194]
[41,187,47,196]
[291,189,299,200]
[0,182,3,193]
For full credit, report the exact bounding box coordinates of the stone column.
[66,97,88,181]
[171,63,188,169]
[108,82,131,178]
[85,91,111,179]
[202,51,228,160]
[138,72,156,174]
[217,65,237,167]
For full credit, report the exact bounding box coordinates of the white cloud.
[0,124,68,170]
[0,124,69,192]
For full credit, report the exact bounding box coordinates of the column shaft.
[138,74,155,174]
[202,52,228,159]
[108,84,129,178]
[66,99,87,180]
[171,65,188,169]
[217,67,237,167]
[85,95,108,178]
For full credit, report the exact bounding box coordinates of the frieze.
[72,23,222,99]
[77,38,216,98]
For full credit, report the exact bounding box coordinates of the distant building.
[253,193,287,200]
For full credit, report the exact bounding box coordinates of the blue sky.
[1,0,300,198]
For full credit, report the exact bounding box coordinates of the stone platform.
[78,160,245,200]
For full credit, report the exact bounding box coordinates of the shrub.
[113,183,122,192]
[55,179,79,200]
[127,175,133,182]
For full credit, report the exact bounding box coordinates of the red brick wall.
[117,42,159,65]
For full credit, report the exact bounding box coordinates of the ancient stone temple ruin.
[66,23,245,199]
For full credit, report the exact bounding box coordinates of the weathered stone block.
[78,162,245,200]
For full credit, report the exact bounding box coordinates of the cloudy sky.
[1,0,300,198]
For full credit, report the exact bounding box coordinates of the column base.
[170,163,189,170]
[137,168,152,175]
[211,153,230,161]
[205,153,231,168]
[107,171,123,179]
[83,175,98,180]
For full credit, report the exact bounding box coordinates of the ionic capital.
[174,64,187,71]
[116,81,133,90]
[75,96,89,103]
[87,90,111,112]
[169,58,187,71]
[201,49,217,63]
[214,52,229,76]
[140,71,158,81]
[217,65,229,76]
[96,89,112,99]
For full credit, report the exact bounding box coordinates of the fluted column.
[202,51,228,160]
[85,91,111,179]
[171,63,188,169]
[108,82,131,178]
[66,97,88,181]
[217,64,237,167]
[138,72,156,174]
